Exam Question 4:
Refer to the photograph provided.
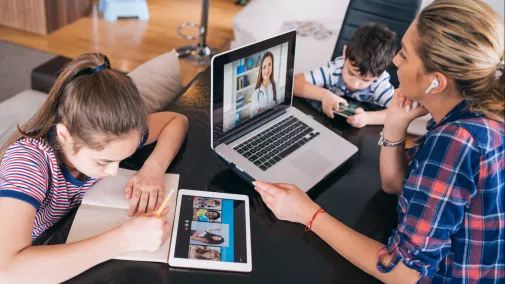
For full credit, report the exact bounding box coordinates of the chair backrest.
[332,0,421,88]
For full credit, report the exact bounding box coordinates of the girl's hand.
[321,90,349,119]
[346,108,368,128]
[253,181,321,225]
[384,89,428,141]
[125,165,166,217]
[119,210,171,252]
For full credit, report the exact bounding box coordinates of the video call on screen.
[221,42,289,133]
[174,196,247,263]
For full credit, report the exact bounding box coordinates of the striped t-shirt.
[304,56,394,109]
[0,133,147,239]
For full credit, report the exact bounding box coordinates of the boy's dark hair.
[345,23,397,77]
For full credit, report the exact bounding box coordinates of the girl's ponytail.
[1,53,147,161]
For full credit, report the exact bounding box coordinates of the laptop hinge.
[222,109,287,145]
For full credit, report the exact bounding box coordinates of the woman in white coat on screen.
[250,52,278,116]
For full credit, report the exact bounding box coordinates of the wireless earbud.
[425,78,440,94]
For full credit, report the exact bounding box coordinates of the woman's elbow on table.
[380,179,403,195]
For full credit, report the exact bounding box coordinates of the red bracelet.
[305,208,326,232]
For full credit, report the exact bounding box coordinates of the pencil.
[156,189,175,216]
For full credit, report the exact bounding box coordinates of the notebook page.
[82,168,179,210]
[66,198,177,263]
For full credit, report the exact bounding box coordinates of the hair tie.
[92,63,107,73]
[496,59,505,79]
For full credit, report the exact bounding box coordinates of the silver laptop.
[211,30,358,192]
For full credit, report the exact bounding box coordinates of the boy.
[294,23,397,128]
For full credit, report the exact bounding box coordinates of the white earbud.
[425,78,440,94]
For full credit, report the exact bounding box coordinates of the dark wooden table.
[60,68,398,284]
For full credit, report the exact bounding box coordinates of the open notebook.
[66,168,179,263]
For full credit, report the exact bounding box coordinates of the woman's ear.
[428,72,448,95]
[343,45,347,58]
[56,123,74,144]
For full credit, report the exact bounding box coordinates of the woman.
[190,228,225,245]
[195,209,221,222]
[194,246,221,261]
[254,0,504,283]
[250,52,278,116]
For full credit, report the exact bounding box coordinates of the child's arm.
[346,109,388,128]
[293,74,327,100]
[294,74,348,118]
[143,112,189,171]
[126,112,189,216]
[0,198,168,283]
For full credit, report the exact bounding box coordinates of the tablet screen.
[173,195,248,263]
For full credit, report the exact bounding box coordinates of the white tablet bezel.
[168,189,252,273]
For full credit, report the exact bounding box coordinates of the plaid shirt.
[377,100,504,283]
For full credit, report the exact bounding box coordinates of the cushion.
[0,89,47,146]
[128,50,183,114]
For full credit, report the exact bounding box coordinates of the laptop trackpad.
[291,150,332,178]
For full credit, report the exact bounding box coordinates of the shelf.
[236,84,254,93]
[237,67,259,77]
[235,104,249,112]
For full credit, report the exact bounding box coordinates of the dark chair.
[332,0,422,88]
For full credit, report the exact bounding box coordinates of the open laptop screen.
[212,30,296,148]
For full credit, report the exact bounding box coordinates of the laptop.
[211,30,358,192]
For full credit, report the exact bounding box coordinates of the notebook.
[66,168,179,263]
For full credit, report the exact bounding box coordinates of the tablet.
[169,189,252,273]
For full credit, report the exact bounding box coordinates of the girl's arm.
[143,112,189,171]
[0,197,169,283]
[0,199,125,283]
[125,112,189,216]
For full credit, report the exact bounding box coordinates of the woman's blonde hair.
[417,0,504,122]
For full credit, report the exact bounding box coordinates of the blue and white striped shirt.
[303,56,394,109]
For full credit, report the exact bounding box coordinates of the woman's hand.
[321,90,349,119]
[384,89,428,141]
[125,165,166,217]
[346,108,368,128]
[119,210,171,252]
[253,181,321,225]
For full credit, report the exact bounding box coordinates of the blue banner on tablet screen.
[174,195,247,263]
[220,199,234,262]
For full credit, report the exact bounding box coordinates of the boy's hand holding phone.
[321,90,349,118]
[346,108,369,128]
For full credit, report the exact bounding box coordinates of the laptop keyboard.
[233,116,320,171]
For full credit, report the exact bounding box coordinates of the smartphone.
[333,102,358,117]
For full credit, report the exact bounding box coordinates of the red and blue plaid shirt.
[377,100,504,283]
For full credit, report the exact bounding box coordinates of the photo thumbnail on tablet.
[193,208,222,223]
[188,245,221,261]
[193,196,222,210]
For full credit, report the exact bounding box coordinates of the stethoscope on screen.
[256,89,265,100]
